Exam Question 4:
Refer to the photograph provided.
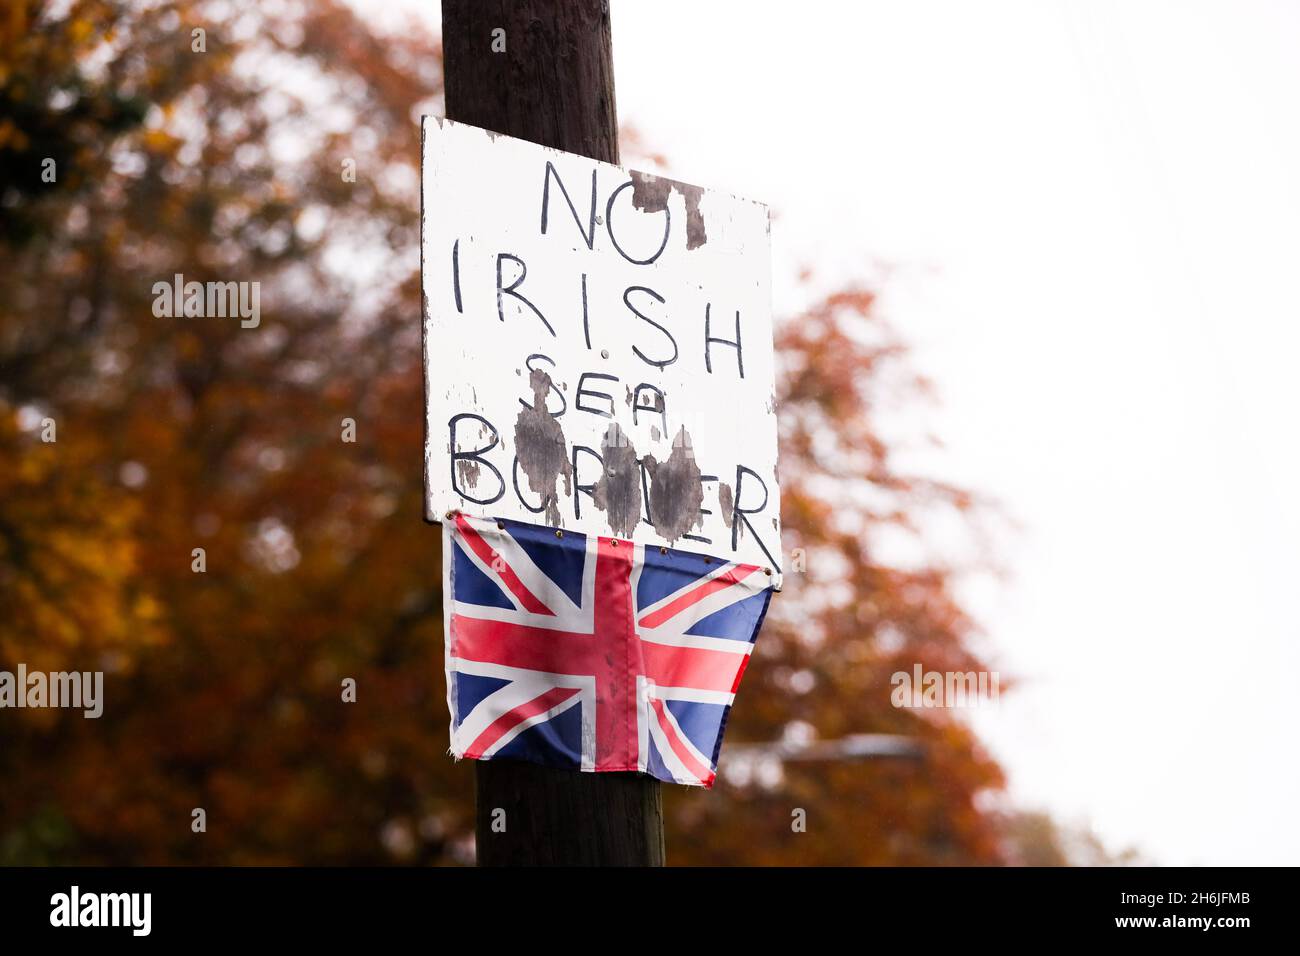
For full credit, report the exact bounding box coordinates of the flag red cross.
[448,513,759,783]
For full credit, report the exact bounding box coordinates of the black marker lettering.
[683,473,717,546]
[449,413,505,505]
[512,458,547,514]
[571,445,603,521]
[452,239,463,313]
[632,383,667,434]
[575,372,618,419]
[624,286,678,370]
[540,161,598,250]
[704,303,744,378]
[730,464,779,571]
[581,272,591,350]
[496,252,555,336]
[606,180,670,266]
[519,354,566,416]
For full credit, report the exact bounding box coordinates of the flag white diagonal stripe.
[469,517,586,620]
[637,563,764,639]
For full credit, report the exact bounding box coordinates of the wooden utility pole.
[440,0,665,867]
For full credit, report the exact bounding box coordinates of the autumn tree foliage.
[2,0,1010,864]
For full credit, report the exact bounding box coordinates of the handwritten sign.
[422,118,781,583]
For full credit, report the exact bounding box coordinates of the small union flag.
[441,513,774,787]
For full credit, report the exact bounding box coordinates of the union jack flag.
[441,513,774,787]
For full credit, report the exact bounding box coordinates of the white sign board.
[422,117,782,584]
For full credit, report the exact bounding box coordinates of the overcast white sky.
[398,0,1300,865]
